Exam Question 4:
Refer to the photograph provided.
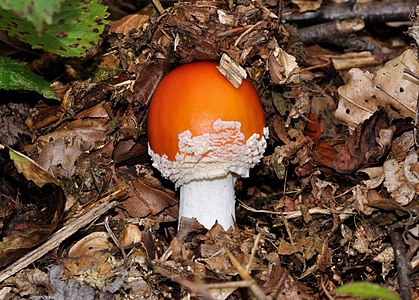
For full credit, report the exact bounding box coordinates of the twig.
[224,247,268,300]
[239,200,355,219]
[150,0,165,15]
[0,190,124,283]
[281,167,294,245]
[234,21,263,47]
[320,277,335,300]
[390,230,412,300]
[203,280,253,289]
[331,34,380,53]
[298,19,365,45]
[283,0,416,24]
[272,270,289,299]
[104,215,127,260]
[246,233,261,273]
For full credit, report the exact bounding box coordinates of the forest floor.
[0,0,418,299]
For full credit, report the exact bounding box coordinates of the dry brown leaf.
[353,185,376,215]
[63,232,114,278]
[321,107,401,174]
[383,151,419,205]
[118,224,143,248]
[108,7,157,35]
[3,269,49,296]
[277,240,303,255]
[362,188,408,213]
[358,166,385,189]
[336,49,419,131]
[118,175,178,222]
[268,42,299,85]
[36,103,109,178]
[391,131,415,159]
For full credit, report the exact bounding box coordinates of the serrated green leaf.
[0,0,65,31]
[0,0,109,57]
[334,282,400,300]
[0,56,58,100]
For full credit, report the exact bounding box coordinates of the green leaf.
[0,0,109,57]
[0,0,65,32]
[334,282,400,300]
[0,56,58,100]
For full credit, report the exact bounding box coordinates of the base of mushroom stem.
[178,173,237,230]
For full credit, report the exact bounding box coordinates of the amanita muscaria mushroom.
[147,61,268,229]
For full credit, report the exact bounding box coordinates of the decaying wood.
[328,51,381,71]
[217,53,247,88]
[284,0,416,24]
[298,19,365,45]
[0,190,124,283]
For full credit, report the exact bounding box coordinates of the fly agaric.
[147,61,267,229]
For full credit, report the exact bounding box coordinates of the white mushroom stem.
[179,173,237,230]
[148,120,268,230]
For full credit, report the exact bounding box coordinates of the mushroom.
[147,61,268,230]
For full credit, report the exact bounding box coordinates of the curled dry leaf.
[335,49,419,131]
[3,268,49,296]
[358,166,385,189]
[268,42,299,85]
[0,145,65,267]
[118,223,143,248]
[126,59,171,108]
[63,232,115,282]
[391,130,415,159]
[354,186,408,215]
[383,151,419,206]
[36,103,109,178]
[117,168,178,222]
[352,186,376,215]
[108,6,157,35]
[318,107,405,174]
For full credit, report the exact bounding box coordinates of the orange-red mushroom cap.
[147,61,268,186]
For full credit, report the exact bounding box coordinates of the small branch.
[238,200,355,219]
[150,0,166,15]
[284,0,416,25]
[246,233,261,273]
[298,19,365,45]
[390,230,412,300]
[104,215,127,260]
[225,247,268,300]
[330,34,381,53]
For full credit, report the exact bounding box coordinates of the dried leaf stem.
[239,200,355,219]
[225,247,268,300]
